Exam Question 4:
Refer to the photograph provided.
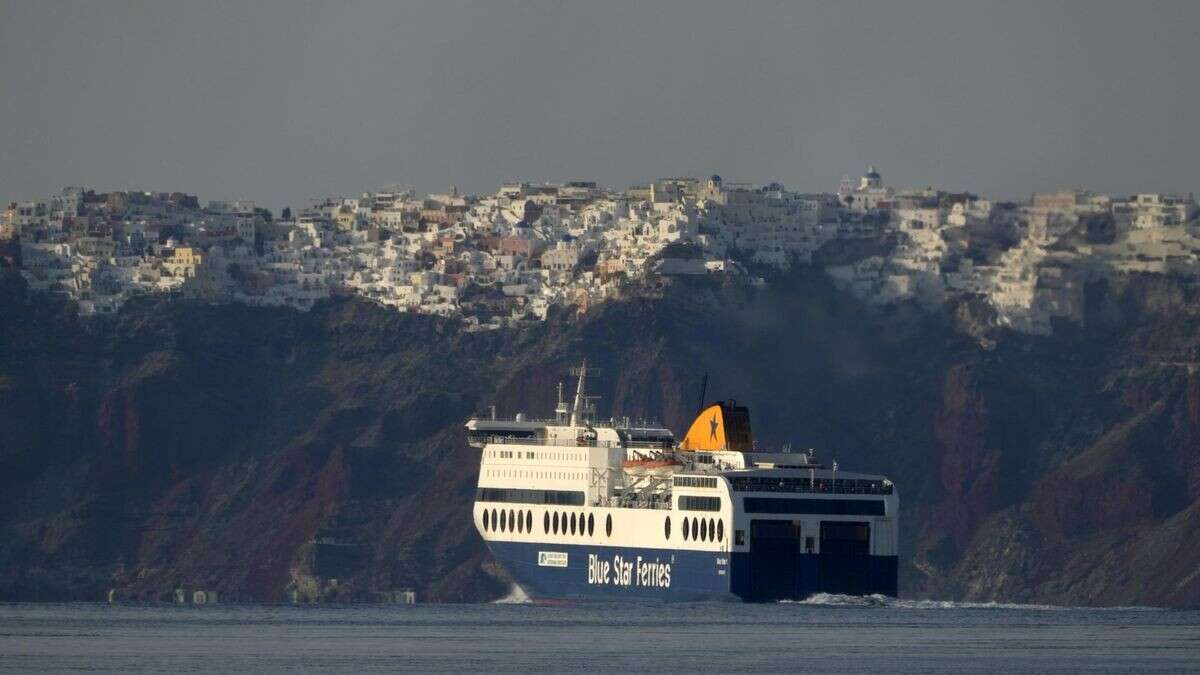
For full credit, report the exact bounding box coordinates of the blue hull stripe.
[487,541,898,602]
[488,541,733,602]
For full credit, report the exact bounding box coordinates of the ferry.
[467,363,898,602]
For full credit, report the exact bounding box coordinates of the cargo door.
[818,521,870,594]
[748,520,802,601]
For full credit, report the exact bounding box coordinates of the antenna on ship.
[696,374,708,412]
[568,360,601,427]
[569,360,588,427]
[555,381,568,423]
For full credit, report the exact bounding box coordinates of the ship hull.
[486,540,897,602]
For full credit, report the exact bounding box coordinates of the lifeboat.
[622,456,683,478]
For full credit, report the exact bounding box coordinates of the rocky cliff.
[1,271,1198,606]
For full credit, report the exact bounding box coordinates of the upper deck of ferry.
[468,363,895,515]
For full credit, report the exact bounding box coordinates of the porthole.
[683,517,690,540]
[553,512,560,534]
[516,510,523,533]
[717,519,724,542]
[544,511,550,534]
[588,513,595,536]
[483,510,490,531]
[709,518,716,542]
[492,509,498,533]
[510,510,517,534]
[664,517,671,540]
[605,514,612,537]
[500,509,507,532]
[700,518,708,541]
[570,512,577,535]
[526,510,532,533]
[692,517,699,541]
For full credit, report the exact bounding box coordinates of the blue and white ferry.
[467,363,898,602]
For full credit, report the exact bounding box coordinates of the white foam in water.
[887,597,1064,611]
[788,593,889,607]
[784,593,1161,611]
[782,590,1166,607]
[492,584,532,604]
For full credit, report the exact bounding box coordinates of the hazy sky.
[2,1,1197,211]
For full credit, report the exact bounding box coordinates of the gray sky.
[2,1,1197,211]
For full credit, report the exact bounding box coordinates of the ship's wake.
[492,584,532,604]
[785,593,1162,611]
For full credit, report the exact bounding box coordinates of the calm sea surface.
[0,595,1196,673]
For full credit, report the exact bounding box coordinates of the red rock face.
[94,386,144,475]
[1187,373,1200,428]
[1030,468,1156,539]
[4,271,1200,607]
[932,364,1002,548]
[1186,373,1200,502]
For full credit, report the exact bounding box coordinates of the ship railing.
[625,440,676,450]
[467,415,661,431]
[594,496,672,510]
[727,476,894,496]
[480,436,671,450]
[468,414,555,423]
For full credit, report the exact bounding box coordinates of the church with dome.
[838,165,894,211]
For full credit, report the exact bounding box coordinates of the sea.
[1,594,1197,673]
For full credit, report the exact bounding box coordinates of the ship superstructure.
[467,362,898,601]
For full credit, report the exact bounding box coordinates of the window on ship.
[679,496,721,512]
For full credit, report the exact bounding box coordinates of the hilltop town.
[3,168,1197,335]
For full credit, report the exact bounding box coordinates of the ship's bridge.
[466,361,675,449]
[465,415,674,449]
